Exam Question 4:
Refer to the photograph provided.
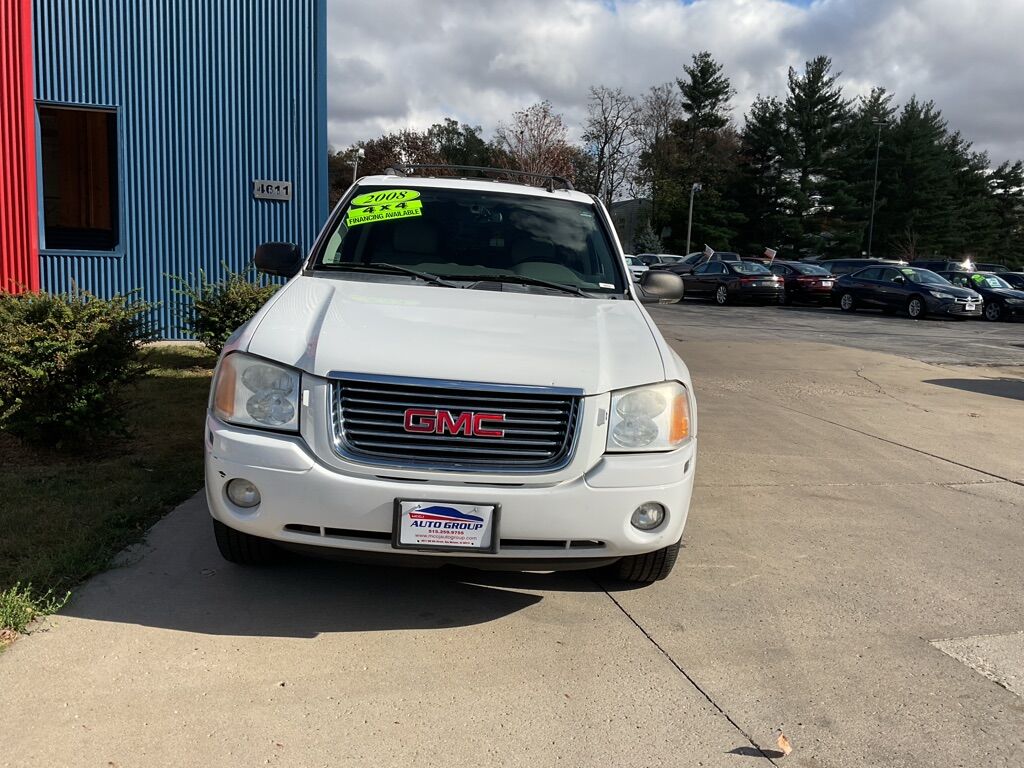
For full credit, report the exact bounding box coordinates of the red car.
[768,260,836,304]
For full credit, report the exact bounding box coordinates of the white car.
[205,170,696,583]
[624,255,649,282]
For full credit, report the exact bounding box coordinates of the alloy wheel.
[984,302,1002,321]
[715,285,729,305]
[907,298,924,318]
[840,292,855,311]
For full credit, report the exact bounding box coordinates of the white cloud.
[326,0,1024,163]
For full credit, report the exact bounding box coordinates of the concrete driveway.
[2,311,1023,767]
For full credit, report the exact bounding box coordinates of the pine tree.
[875,98,957,258]
[944,132,999,258]
[732,95,800,253]
[660,52,745,251]
[837,87,898,256]
[988,161,1024,266]
[782,56,854,255]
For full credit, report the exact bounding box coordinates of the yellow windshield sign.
[346,189,423,227]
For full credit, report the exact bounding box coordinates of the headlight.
[212,353,300,431]
[606,381,690,452]
[1006,297,1024,305]
[929,291,955,299]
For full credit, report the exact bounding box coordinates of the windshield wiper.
[319,262,457,287]
[442,274,589,297]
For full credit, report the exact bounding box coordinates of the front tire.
[213,519,279,565]
[715,285,729,305]
[907,296,925,319]
[839,292,856,312]
[610,539,681,584]
[984,302,1003,321]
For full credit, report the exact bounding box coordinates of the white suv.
[205,168,696,583]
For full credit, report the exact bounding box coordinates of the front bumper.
[927,296,983,317]
[205,417,696,565]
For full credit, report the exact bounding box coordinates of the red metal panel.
[0,0,39,293]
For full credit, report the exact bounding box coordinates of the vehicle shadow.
[727,746,786,759]
[924,377,1024,401]
[60,492,635,638]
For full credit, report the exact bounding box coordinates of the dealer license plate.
[965,303,976,311]
[821,280,833,287]
[393,500,499,552]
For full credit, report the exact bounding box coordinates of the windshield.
[971,273,1011,290]
[314,186,626,294]
[900,267,948,285]
[731,262,771,275]
[791,263,830,275]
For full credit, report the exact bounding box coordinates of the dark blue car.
[938,271,1024,321]
[833,265,983,319]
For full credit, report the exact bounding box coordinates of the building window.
[39,105,119,251]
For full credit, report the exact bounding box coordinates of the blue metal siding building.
[31,0,327,337]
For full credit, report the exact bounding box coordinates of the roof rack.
[384,164,574,193]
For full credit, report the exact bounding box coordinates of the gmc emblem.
[403,409,506,438]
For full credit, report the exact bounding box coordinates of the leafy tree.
[426,118,492,168]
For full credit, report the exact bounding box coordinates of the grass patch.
[0,583,69,645]
[0,343,216,637]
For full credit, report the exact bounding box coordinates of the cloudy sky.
[325,0,1024,164]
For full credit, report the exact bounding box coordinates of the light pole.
[352,147,365,184]
[867,120,888,258]
[686,182,702,254]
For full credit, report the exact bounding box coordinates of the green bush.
[0,291,156,448]
[172,266,279,353]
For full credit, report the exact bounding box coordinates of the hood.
[245,276,665,394]
[990,287,1024,300]
[927,283,983,298]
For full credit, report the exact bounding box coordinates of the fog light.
[226,478,261,508]
[631,502,665,531]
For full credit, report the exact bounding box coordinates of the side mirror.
[254,242,304,277]
[893,275,905,283]
[638,269,685,304]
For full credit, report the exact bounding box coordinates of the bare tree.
[630,82,682,199]
[581,86,641,206]
[493,101,575,179]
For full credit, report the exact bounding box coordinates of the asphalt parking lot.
[2,306,1023,767]
[650,300,1024,366]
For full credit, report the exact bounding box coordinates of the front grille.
[330,377,581,471]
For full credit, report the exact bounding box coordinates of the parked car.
[974,262,1009,273]
[646,254,686,265]
[682,260,784,305]
[635,253,685,267]
[817,258,905,276]
[834,265,983,319]
[1000,272,1024,290]
[938,271,1024,321]
[768,260,836,304]
[205,169,693,584]
[664,250,742,275]
[624,255,649,281]
[910,259,974,272]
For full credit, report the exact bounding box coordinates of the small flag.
[764,247,777,263]
[703,244,714,257]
